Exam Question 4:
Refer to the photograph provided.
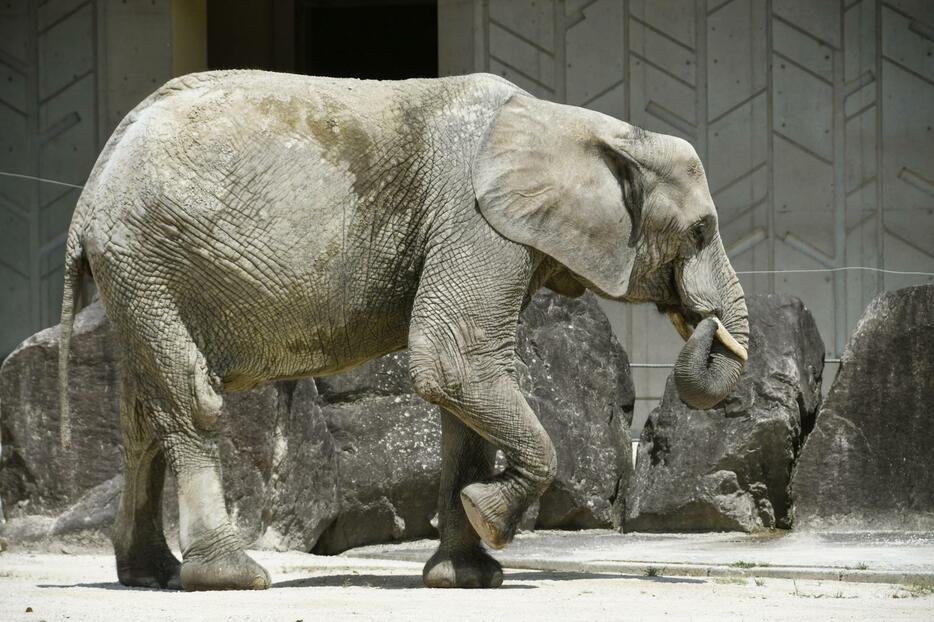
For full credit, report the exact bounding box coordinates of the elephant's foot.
[423,546,503,588]
[460,482,522,550]
[116,544,182,590]
[180,529,271,591]
[180,549,270,591]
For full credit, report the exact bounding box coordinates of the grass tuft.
[730,561,756,569]
[892,584,934,599]
[713,577,747,585]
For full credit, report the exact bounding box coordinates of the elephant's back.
[76,72,458,383]
[76,70,516,383]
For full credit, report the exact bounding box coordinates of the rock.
[0,302,122,515]
[0,515,56,544]
[1,291,634,550]
[517,292,634,529]
[221,380,341,551]
[312,390,441,554]
[626,294,824,532]
[792,285,934,530]
[51,475,123,536]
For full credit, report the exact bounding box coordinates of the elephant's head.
[473,94,749,410]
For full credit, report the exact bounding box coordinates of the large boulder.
[516,292,634,529]
[626,294,824,532]
[792,285,934,530]
[310,354,442,554]
[221,380,341,551]
[0,303,122,515]
[1,291,633,551]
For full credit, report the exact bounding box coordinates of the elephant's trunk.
[670,233,749,410]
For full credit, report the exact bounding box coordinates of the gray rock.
[51,474,123,536]
[0,302,122,515]
[1,291,634,550]
[792,285,934,531]
[312,391,441,554]
[517,291,634,530]
[626,294,824,532]
[221,380,341,551]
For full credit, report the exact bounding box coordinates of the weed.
[892,584,934,599]
[754,578,765,587]
[643,566,661,577]
[730,561,756,569]
[714,577,747,585]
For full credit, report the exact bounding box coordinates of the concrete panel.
[773,0,841,49]
[489,21,556,89]
[438,0,478,77]
[772,59,834,164]
[706,0,767,121]
[0,0,176,359]
[489,0,554,51]
[565,0,624,116]
[98,0,173,140]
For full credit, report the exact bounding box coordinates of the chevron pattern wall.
[0,0,173,359]
[445,0,934,425]
[0,0,98,357]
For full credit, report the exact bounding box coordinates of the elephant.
[57,71,749,591]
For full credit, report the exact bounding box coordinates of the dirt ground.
[1,549,931,622]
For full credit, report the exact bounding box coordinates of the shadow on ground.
[37,582,178,592]
[35,569,703,592]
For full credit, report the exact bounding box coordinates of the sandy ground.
[1,550,932,622]
[351,530,934,583]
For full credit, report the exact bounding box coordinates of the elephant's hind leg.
[124,316,270,591]
[423,409,502,588]
[113,367,181,589]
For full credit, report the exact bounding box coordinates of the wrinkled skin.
[58,71,748,591]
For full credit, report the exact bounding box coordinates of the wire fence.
[2,170,931,370]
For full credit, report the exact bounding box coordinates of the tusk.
[667,310,693,342]
[710,316,748,362]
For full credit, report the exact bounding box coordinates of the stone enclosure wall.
[2,285,932,549]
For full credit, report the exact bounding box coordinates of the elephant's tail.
[59,227,87,449]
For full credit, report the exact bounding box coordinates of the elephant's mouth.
[656,303,748,362]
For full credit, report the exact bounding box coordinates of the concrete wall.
[440,0,934,431]
[0,0,205,358]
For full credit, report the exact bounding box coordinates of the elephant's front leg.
[423,409,502,588]
[409,237,557,559]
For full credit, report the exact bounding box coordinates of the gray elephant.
[58,71,748,591]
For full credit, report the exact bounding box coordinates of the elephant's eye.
[690,220,708,249]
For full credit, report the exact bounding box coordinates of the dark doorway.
[296,0,437,79]
[207,0,296,72]
[207,1,437,79]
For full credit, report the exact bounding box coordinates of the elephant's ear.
[472,95,644,297]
